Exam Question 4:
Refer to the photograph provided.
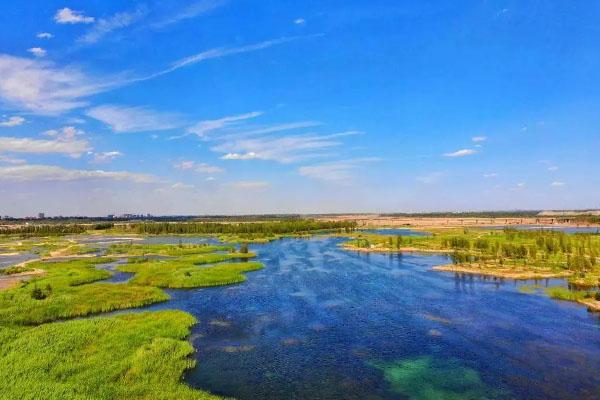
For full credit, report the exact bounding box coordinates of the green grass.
[0,258,168,325]
[108,243,235,257]
[545,287,589,302]
[119,252,263,288]
[0,311,222,400]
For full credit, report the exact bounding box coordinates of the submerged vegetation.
[371,356,508,400]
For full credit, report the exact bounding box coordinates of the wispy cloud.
[0,155,26,165]
[220,152,258,160]
[294,18,306,25]
[0,54,126,114]
[213,130,361,163]
[483,173,498,178]
[184,111,263,139]
[27,47,46,57]
[551,181,565,187]
[152,0,227,28]
[0,136,90,157]
[0,116,25,127]
[54,8,95,24]
[173,160,224,173]
[86,104,183,133]
[443,148,478,157]
[78,5,148,44]
[92,151,124,164]
[0,164,157,183]
[299,158,379,182]
[472,136,487,142]
[548,166,559,172]
[37,32,53,39]
[140,35,321,81]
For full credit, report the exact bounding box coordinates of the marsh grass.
[0,311,221,400]
[119,252,263,288]
[0,258,168,325]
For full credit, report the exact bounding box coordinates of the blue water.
[138,236,600,400]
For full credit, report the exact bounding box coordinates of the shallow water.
[138,236,600,400]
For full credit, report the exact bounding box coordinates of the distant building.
[107,214,115,219]
[38,213,45,219]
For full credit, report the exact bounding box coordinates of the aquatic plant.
[371,356,506,400]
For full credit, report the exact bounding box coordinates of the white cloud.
[0,136,90,157]
[78,6,148,44]
[220,152,258,160]
[195,163,224,174]
[36,32,53,39]
[173,160,196,170]
[0,116,25,127]
[42,126,85,141]
[443,149,478,157]
[472,136,487,142]
[299,158,379,182]
[173,160,223,173]
[0,54,124,114]
[483,173,498,178]
[86,105,183,133]
[551,181,565,187]
[185,111,263,138]
[294,18,306,25]
[206,176,216,181]
[548,166,559,171]
[214,130,360,163]
[152,0,227,28]
[225,180,269,190]
[0,155,26,164]
[0,164,156,183]
[92,151,123,163]
[54,8,95,24]
[27,47,47,57]
[517,182,526,188]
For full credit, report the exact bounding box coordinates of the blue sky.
[0,0,599,216]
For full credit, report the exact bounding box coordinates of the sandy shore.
[578,299,600,313]
[432,263,573,280]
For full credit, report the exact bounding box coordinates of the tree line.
[130,220,357,236]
